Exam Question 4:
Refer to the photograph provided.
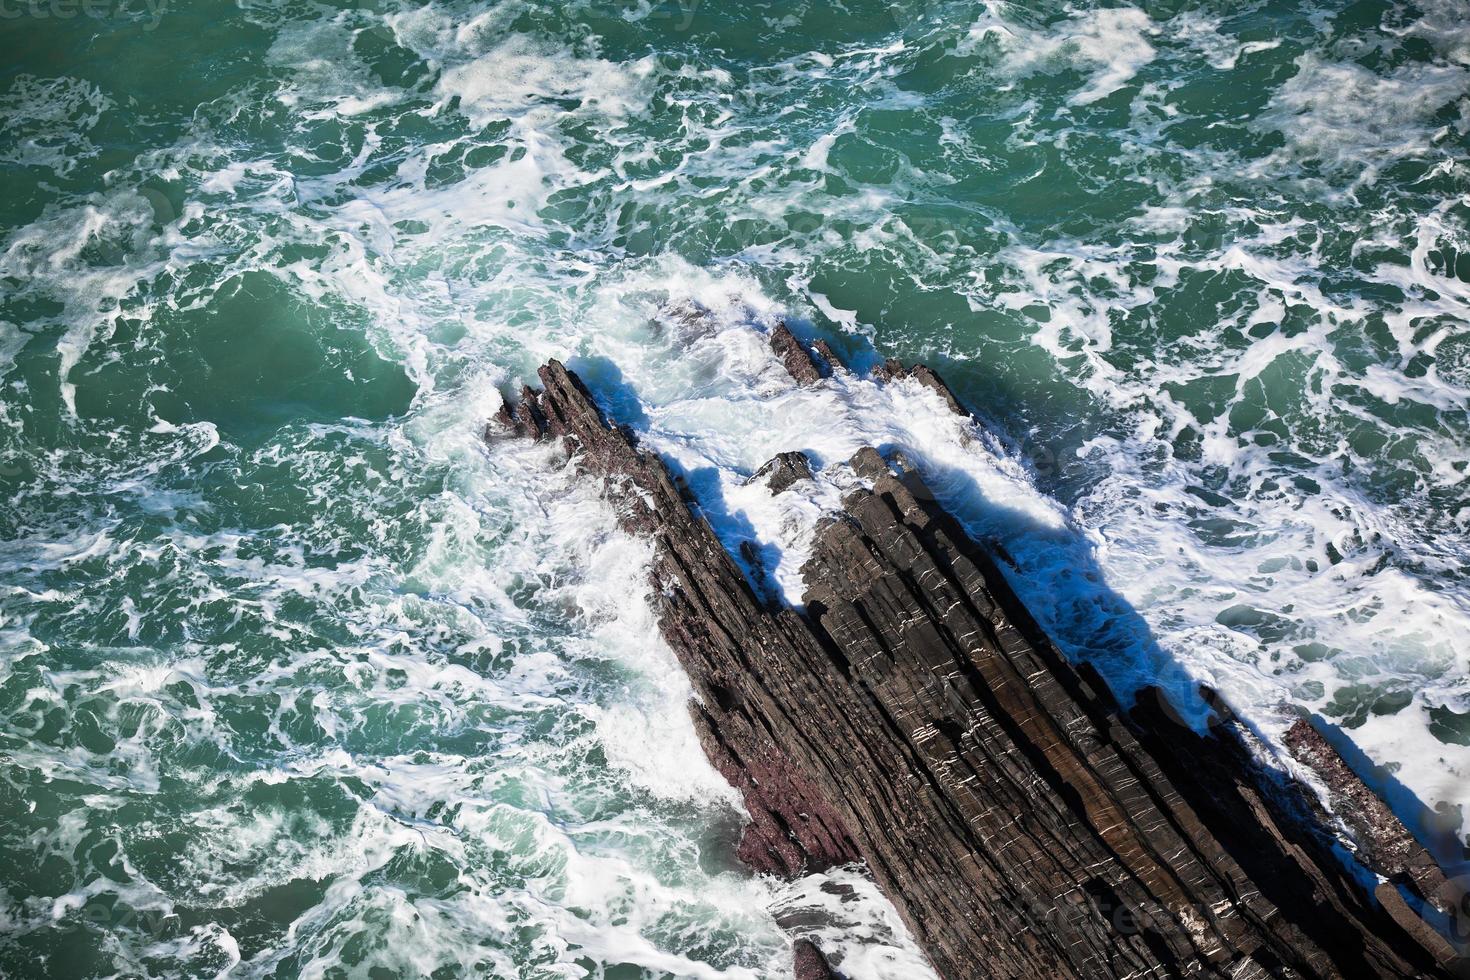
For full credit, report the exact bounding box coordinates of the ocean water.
[2,0,1469,976]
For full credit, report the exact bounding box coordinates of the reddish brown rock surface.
[1284,717,1453,905]
[792,939,840,980]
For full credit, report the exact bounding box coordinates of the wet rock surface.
[770,322,826,385]
[491,357,1463,980]
[1284,718,1465,927]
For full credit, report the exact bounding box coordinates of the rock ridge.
[490,353,1463,980]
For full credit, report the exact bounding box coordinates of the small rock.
[793,940,840,980]
[1285,718,1452,911]
[488,388,546,439]
[847,446,891,483]
[489,400,516,436]
[747,451,813,494]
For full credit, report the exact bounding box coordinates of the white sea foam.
[964,3,1159,105]
[0,75,113,176]
[0,187,176,410]
[772,867,940,980]
[434,36,654,129]
[265,17,407,117]
[973,207,1470,860]
[1168,11,1280,72]
[1254,53,1470,185]
[1388,0,1470,67]
[6,0,1470,974]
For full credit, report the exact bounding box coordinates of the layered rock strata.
[490,338,1463,980]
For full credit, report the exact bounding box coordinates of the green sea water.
[2,0,1469,976]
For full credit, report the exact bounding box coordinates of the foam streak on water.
[2,0,1469,976]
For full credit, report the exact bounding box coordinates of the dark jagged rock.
[1376,881,1464,971]
[802,462,1454,979]
[771,322,824,385]
[747,451,813,494]
[491,357,1462,980]
[792,939,840,980]
[488,401,515,438]
[506,360,860,877]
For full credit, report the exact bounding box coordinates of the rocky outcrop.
[505,362,861,878]
[491,354,1463,980]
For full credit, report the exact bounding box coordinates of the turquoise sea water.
[3,0,1469,976]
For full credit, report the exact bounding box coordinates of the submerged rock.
[490,353,1462,980]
